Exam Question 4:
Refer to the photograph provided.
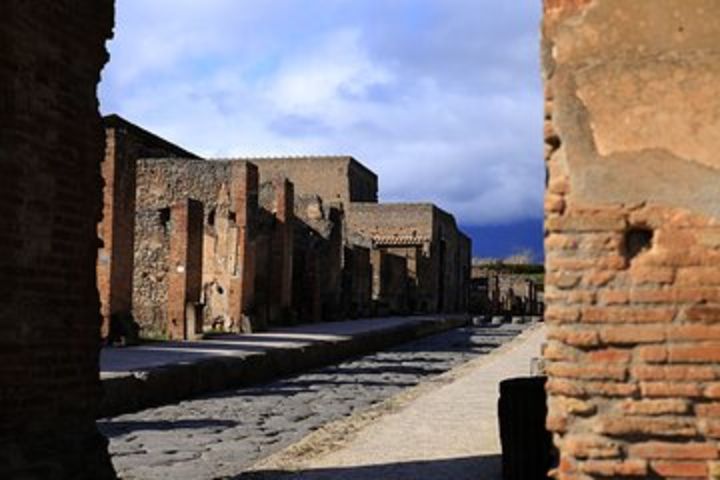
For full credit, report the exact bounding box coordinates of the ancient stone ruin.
[469,261,544,318]
[0,2,116,478]
[544,0,720,478]
[96,117,472,340]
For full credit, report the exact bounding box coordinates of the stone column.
[272,178,294,318]
[98,125,137,339]
[543,1,720,478]
[0,2,116,478]
[167,199,204,340]
[229,162,258,332]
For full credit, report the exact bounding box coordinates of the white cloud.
[100,0,543,227]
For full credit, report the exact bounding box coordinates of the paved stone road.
[243,325,546,480]
[98,323,528,480]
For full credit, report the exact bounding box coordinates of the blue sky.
[100,0,544,261]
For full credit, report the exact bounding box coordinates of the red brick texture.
[98,115,200,340]
[272,178,294,315]
[167,199,204,340]
[543,1,720,479]
[0,1,115,478]
[228,163,259,332]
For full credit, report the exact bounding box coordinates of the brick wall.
[0,1,115,478]
[167,199,204,340]
[255,178,295,328]
[135,158,259,335]
[348,203,471,314]
[250,156,378,206]
[543,1,720,478]
[98,115,198,339]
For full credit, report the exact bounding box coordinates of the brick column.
[543,1,720,478]
[0,2,115,478]
[272,178,294,315]
[167,199,204,340]
[98,126,136,339]
[229,162,258,332]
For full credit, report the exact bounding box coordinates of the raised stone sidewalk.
[99,315,469,417]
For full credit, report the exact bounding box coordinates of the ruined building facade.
[348,203,472,315]
[134,158,260,336]
[0,2,116,478]
[98,115,199,339]
[469,263,544,317]
[544,1,720,478]
[97,133,471,339]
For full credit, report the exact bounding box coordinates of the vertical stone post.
[0,2,115,478]
[543,1,720,478]
[229,162,258,332]
[272,178,294,316]
[98,126,136,339]
[167,199,204,340]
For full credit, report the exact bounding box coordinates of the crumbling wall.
[255,178,295,328]
[348,203,470,314]
[134,159,258,335]
[347,203,435,240]
[0,1,116,478]
[98,115,199,339]
[167,199,204,340]
[434,207,470,313]
[252,156,377,205]
[543,1,720,478]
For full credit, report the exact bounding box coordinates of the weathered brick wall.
[167,199,204,340]
[0,1,115,478]
[347,203,436,240]
[434,207,471,313]
[255,178,295,328]
[251,156,378,206]
[98,115,198,339]
[543,1,720,478]
[135,158,258,335]
[348,203,471,314]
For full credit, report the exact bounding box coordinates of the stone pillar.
[167,199,204,340]
[543,1,720,478]
[229,162,258,332]
[272,178,294,316]
[0,1,115,478]
[98,126,136,339]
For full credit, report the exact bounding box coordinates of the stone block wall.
[348,203,470,314]
[255,178,295,328]
[98,115,198,339]
[543,1,720,478]
[251,156,378,205]
[0,1,115,478]
[134,159,259,335]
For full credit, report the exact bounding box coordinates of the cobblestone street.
[98,323,528,479]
